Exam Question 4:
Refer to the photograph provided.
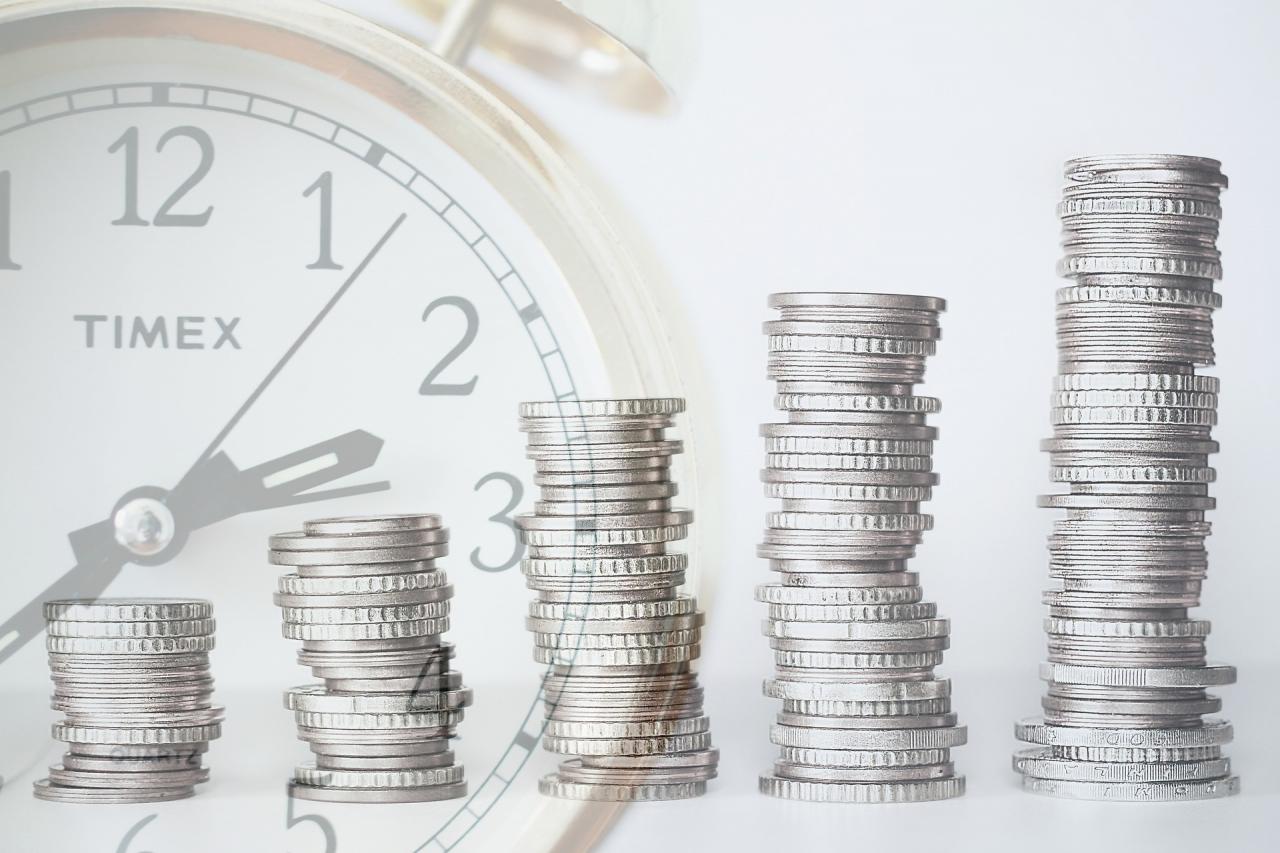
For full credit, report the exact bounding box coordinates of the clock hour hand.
[168,429,390,530]
[0,430,389,666]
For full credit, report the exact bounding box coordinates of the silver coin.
[286,686,472,714]
[771,724,967,751]
[316,751,455,770]
[542,731,713,756]
[1020,775,1238,801]
[759,774,964,803]
[538,774,706,801]
[59,752,202,773]
[47,764,209,789]
[303,514,443,535]
[1014,749,1230,783]
[270,543,449,565]
[270,528,448,551]
[43,599,212,622]
[1015,717,1233,747]
[293,763,464,789]
[288,780,467,803]
[775,760,954,783]
[555,760,715,786]
[33,778,194,803]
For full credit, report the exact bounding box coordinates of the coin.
[34,598,221,803]
[1013,156,1239,800]
[513,400,718,800]
[758,774,964,803]
[269,517,470,804]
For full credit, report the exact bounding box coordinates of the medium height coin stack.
[270,514,470,804]
[516,398,719,801]
[35,598,222,803]
[1014,155,1239,801]
[757,293,965,804]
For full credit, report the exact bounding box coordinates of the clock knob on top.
[401,0,697,113]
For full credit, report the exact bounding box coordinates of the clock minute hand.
[0,535,125,666]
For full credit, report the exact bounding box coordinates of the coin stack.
[515,398,719,801]
[269,514,470,804]
[1013,154,1240,801]
[756,292,966,804]
[34,598,222,804]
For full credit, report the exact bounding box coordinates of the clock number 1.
[0,171,18,269]
[109,126,215,227]
[303,171,342,270]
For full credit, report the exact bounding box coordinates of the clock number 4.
[109,126,214,227]
[420,296,479,396]
[0,170,18,269]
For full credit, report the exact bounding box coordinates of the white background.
[351,1,1280,850]
[9,0,1274,850]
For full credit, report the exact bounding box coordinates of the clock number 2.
[0,170,18,269]
[109,126,215,227]
[285,792,337,853]
[471,471,526,573]
[420,296,479,396]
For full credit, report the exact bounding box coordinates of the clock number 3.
[420,296,479,396]
[109,126,214,227]
[0,170,18,269]
[471,471,526,573]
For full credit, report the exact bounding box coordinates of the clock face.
[0,3,655,849]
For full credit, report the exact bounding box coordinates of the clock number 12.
[109,126,215,227]
[0,170,18,269]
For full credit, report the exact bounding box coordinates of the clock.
[0,1,712,849]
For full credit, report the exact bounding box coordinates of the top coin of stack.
[1014,155,1240,802]
[35,598,222,804]
[516,398,719,802]
[269,514,470,804]
[758,293,966,804]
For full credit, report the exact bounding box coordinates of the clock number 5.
[285,792,337,853]
[420,296,479,396]
[471,472,526,573]
[109,126,214,227]
[0,170,18,269]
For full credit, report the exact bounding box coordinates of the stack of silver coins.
[757,292,966,804]
[35,598,222,803]
[269,514,470,804]
[1014,154,1240,801]
[516,398,719,801]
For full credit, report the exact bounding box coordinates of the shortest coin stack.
[517,398,719,801]
[270,514,470,804]
[35,598,222,804]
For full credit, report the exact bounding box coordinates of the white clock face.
[0,4,636,850]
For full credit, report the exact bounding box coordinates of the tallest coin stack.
[1014,155,1240,801]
